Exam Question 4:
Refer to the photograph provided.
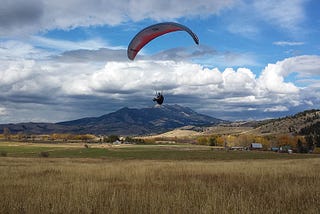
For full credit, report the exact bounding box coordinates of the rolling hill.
[247,109,320,135]
[150,109,320,138]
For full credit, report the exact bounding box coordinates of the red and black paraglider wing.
[127,22,199,60]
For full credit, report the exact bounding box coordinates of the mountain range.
[0,105,224,136]
[1,105,319,137]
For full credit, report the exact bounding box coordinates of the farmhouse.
[113,140,122,145]
[230,146,246,151]
[250,143,263,150]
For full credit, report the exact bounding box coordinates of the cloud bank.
[1,0,308,37]
[0,37,319,122]
[0,0,238,36]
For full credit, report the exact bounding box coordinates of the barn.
[250,143,263,150]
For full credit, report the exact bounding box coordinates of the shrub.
[313,147,320,154]
[197,136,208,145]
[39,151,49,158]
[0,151,7,157]
[209,137,217,146]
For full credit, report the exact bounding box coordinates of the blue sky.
[0,0,320,123]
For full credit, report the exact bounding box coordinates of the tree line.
[299,121,320,148]
[195,133,317,153]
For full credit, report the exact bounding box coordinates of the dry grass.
[143,129,201,139]
[0,157,319,214]
[142,125,254,139]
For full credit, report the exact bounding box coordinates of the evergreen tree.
[315,135,320,147]
[297,138,303,153]
[305,135,314,152]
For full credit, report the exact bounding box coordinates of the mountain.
[57,104,224,135]
[0,105,224,136]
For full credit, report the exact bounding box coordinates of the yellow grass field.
[0,157,319,214]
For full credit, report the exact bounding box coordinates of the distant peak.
[120,107,130,110]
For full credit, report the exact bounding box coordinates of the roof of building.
[251,143,263,148]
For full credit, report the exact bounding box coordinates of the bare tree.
[3,127,11,141]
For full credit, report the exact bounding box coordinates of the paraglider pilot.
[153,92,164,105]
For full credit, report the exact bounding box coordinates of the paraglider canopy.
[127,22,199,60]
[153,92,164,105]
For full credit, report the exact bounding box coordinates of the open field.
[0,141,319,160]
[0,157,319,214]
[0,142,319,213]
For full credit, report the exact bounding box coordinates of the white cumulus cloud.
[264,105,289,112]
